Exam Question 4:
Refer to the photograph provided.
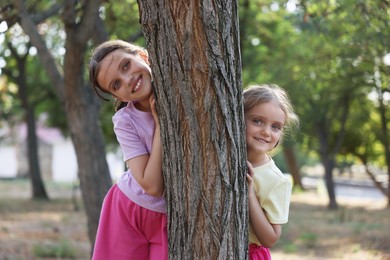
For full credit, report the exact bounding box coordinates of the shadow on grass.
[273,193,390,260]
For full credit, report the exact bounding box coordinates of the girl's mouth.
[132,77,142,93]
[254,137,268,143]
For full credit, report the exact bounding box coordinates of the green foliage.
[0,0,388,171]
[239,0,389,172]
[103,0,145,45]
[99,99,122,151]
[33,239,76,258]
[273,145,316,173]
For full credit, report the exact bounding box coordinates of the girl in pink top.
[244,84,299,260]
[89,40,167,260]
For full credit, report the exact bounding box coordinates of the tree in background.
[138,0,248,258]
[239,0,305,190]
[1,34,48,199]
[5,0,113,247]
[294,0,390,208]
[237,0,389,208]
[1,0,389,255]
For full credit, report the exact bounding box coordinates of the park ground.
[0,178,389,260]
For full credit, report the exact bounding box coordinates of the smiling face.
[245,101,286,166]
[97,49,153,111]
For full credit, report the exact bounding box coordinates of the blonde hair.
[243,84,299,134]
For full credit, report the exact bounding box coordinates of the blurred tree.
[290,4,364,209]
[236,0,389,208]
[294,0,390,208]
[339,99,387,196]
[357,1,390,207]
[138,0,248,258]
[1,34,48,199]
[239,0,304,189]
[5,0,112,250]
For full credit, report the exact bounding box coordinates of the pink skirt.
[92,184,168,260]
[249,243,271,260]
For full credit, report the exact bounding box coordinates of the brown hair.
[88,40,148,111]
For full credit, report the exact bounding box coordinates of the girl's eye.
[272,124,283,131]
[113,80,120,91]
[253,119,263,125]
[123,61,130,71]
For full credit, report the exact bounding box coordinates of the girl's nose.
[124,74,133,87]
[261,125,271,136]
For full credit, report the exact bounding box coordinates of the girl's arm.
[247,161,282,248]
[126,96,164,197]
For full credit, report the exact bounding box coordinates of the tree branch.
[62,0,101,44]
[91,15,109,45]
[14,0,65,104]
[31,3,62,24]
[78,0,101,42]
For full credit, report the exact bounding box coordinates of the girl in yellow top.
[244,84,299,260]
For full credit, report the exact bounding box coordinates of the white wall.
[0,139,124,182]
[51,139,78,182]
[0,146,17,178]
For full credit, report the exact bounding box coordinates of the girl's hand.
[149,95,159,127]
[246,161,255,195]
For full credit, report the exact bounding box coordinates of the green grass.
[33,239,77,258]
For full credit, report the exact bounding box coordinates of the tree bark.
[138,0,248,259]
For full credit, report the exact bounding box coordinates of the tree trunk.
[318,129,338,209]
[15,54,49,200]
[61,1,112,248]
[15,0,113,250]
[323,157,337,209]
[25,100,48,199]
[138,0,248,259]
[377,89,390,207]
[283,146,303,189]
[7,41,48,199]
[62,42,112,248]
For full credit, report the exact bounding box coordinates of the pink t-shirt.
[113,102,166,213]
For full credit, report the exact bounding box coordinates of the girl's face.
[245,101,285,163]
[97,49,152,108]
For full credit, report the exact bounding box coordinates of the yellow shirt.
[248,159,292,246]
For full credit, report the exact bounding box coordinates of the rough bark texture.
[138,1,248,259]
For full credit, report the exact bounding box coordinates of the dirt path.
[0,179,389,259]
